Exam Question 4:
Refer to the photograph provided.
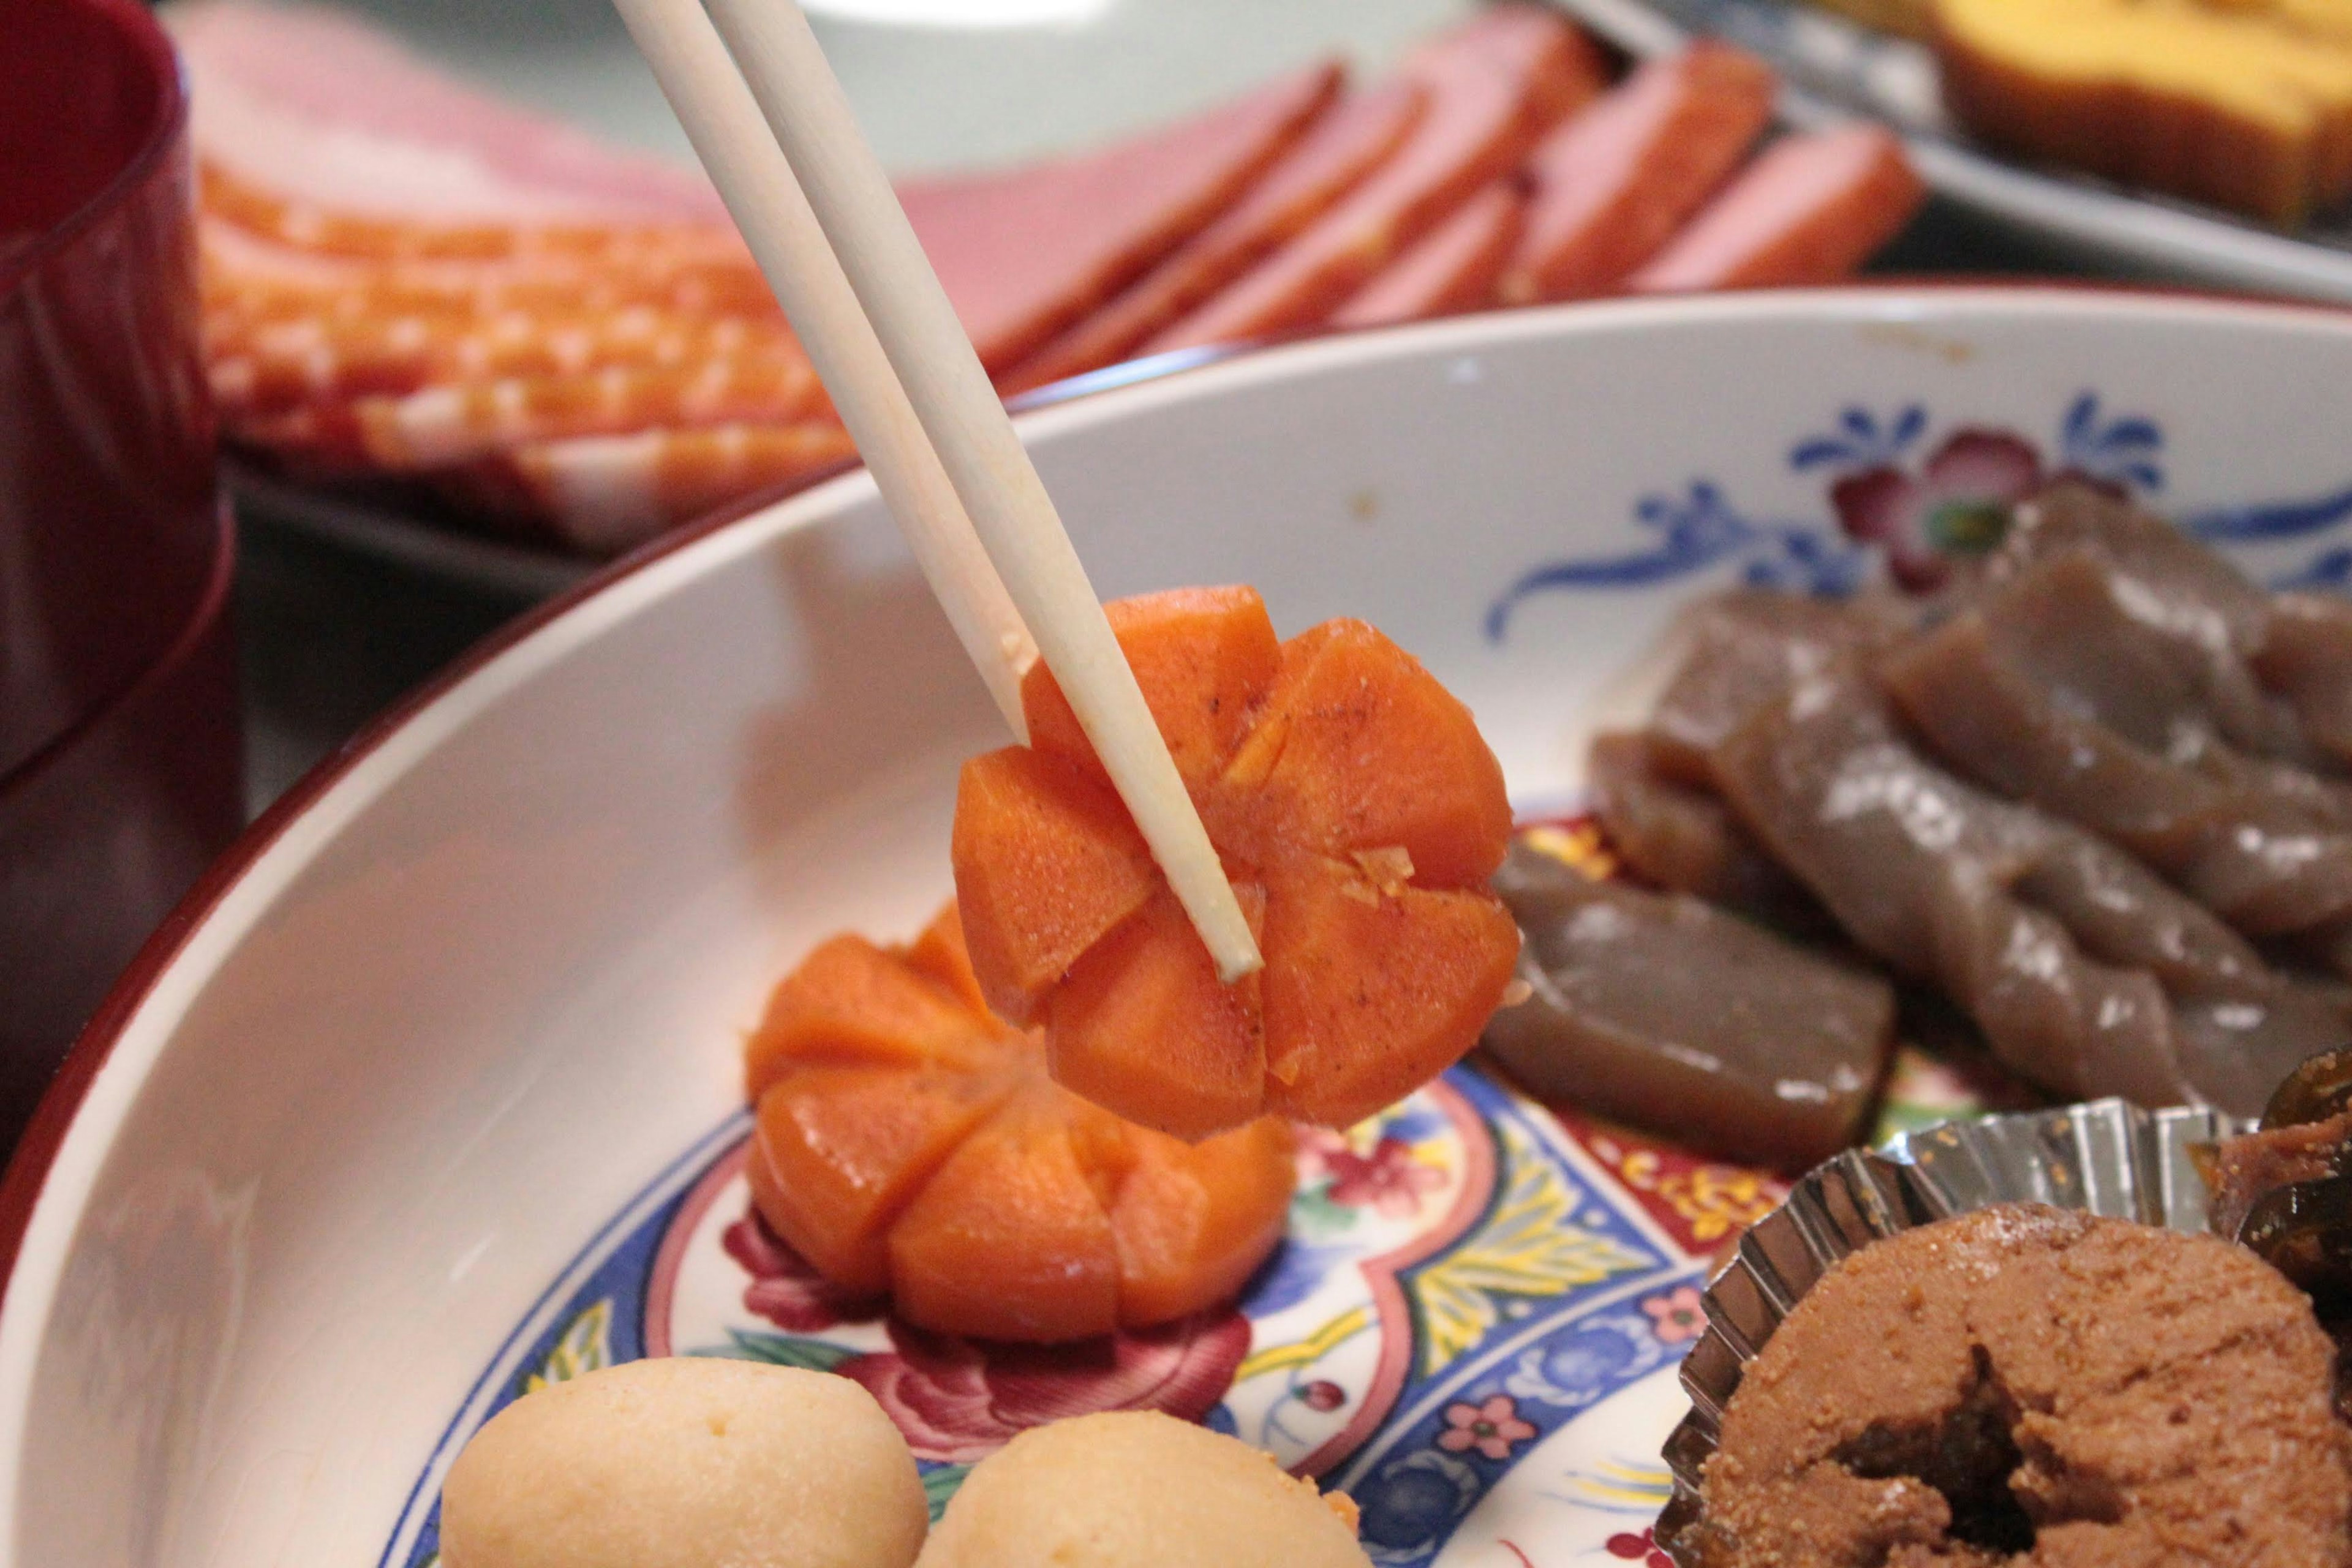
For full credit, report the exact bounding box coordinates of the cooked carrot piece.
[1259,856,1520,1129]
[1106,1117,1297,1327]
[956,589,1516,1137]
[900,900,990,1015]
[951,748,1159,1023]
[744,933,999,1099]
[1050,886,1269,1142]
[888,1092,1125,1342]
[1022,585,1283,791]
[745,904,1297,1341]
[1226,619,1513,889]
[749,1066,1014,1294]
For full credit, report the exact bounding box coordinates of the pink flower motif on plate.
[724,1209,885,1332]
[1830,429,2043,590]
[1435,1393,1536,1460]
[837,1310,1250,1463]
[1640,1285,1706,1345]
[1319,1134,1446,1218]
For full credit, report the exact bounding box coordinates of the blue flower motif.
[1501,1313,1666,1409]
[2058,391,2164,493]
[1789,403,1927,472]
[1357,1449,1480,1564]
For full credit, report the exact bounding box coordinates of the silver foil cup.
[1654,1099,2243,1564]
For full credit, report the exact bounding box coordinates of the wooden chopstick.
[609,0,1034,737]
[674,0,1265,982]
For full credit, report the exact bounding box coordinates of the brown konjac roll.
[1680,1204,2352,1567]
[1483,840,1894,1170]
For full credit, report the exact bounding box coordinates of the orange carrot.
[954,586,1518,1136]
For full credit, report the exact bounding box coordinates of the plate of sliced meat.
[1542,0,2352,304]
[174,1,1929,588]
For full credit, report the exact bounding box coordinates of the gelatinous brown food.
[1892,549,2352,938]
[1682,1204,2352,1567]
[1641,592,2351,1116]
[1482,842,1893,1169]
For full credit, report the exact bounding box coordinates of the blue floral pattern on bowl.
[1488,391,2352,633]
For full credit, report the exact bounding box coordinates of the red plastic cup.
[0,0,221,778]
[0,0,241,1147]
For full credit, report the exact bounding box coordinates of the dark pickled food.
[1678,1204,2352,1568]
[2209,1112,2352,1242]
[1484,841,1892,1168]
[2265,1046,2352,1130]
[1585,730,1830,936]
[1649,593,2351,1115]
[1887,550,2352,939]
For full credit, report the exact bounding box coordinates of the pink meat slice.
[1001,79,1428,393]
[1144,5,1608,354]
[1327,180,1525,329]
[166,0,725,222]
[1499,40,1777,303]
[1630,124,1924,292]
[897,61,1344,375]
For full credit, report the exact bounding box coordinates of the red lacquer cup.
[0,0,241,1148]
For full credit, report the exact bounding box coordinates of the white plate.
[10,288,2352,1568]
[1547,0,2352,303]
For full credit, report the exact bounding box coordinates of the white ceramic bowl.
[9,287,2352,1568]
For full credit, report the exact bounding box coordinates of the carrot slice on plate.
[750,1065,1014,1295]
[1259,856,1521,1129]
[1050,884,1269,1142]
[951,747,1159,1023]
[900,899,990,1015]
[954,587,1517,1136]
[1021,584,1283,790]
[1106,1117,1298,1327]
[1228,618,1513,889]
[745,932,1001,1098]
[887,1090,1125,1342]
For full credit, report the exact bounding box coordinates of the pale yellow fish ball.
[916,1411,1371,1568]
[440,1357,927,1568]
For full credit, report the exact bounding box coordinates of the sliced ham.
[1328,181,1526,329]
[1629,125,1925,293]
[898,61,1344,374]
[458,424,859,554]
[1001,80,1428,393]
[1145,6,1608,354]
[167,0,724,223]
[1499,41,1777,304]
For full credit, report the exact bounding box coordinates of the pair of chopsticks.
[611,0,1263,982]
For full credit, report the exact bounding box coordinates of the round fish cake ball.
[917,1411,1370,1568]
[441,1357,927,1568]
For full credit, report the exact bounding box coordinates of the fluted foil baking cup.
[1654,1099,2242,1564]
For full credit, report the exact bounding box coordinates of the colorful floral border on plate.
[379,1061,1800,1568]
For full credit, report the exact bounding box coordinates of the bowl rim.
[0,0,189,299]
[8,279,2352,1510]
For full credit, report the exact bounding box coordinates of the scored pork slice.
[1585,730,1833,937]
[1002,80,1428,392]
[1144,6,1607,353]
[1627,124,1924,292]
[899,61,1345,374]
[1327,181,1526,329]
[1887,550,2352,937]
[1484,841,1894,1169]
[1661,592,2350,1115]
[1498,40,1777,303]
[1990,482,2324,767]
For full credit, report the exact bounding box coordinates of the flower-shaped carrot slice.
[953,586,1518,1138]
[743,903,1295,1343]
